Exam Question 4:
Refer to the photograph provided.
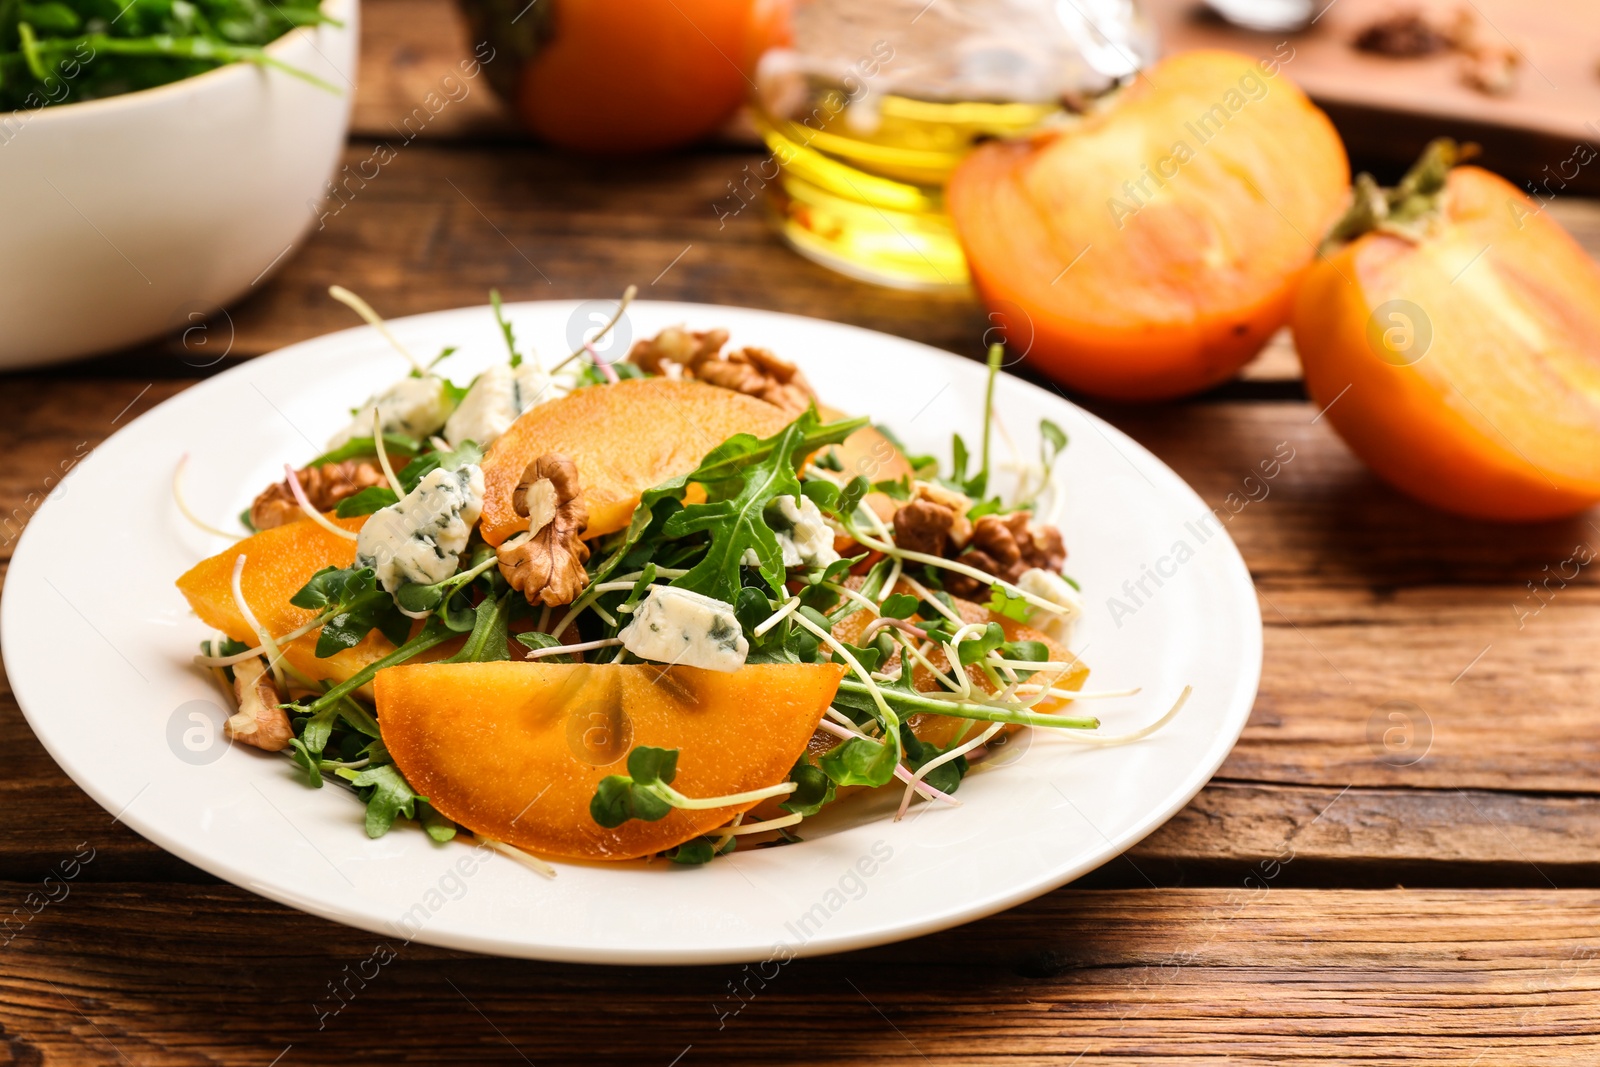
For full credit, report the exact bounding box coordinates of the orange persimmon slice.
[479,378,792,545]
[375,661,846,861]
[949,49,1349,401]
[175,514,408,687]
[1294,162,1600,520]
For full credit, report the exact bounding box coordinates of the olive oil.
[752,89,1062,291]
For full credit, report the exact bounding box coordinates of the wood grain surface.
[4,0,1600,1061]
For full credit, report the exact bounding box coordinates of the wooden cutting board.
[1144,0,1600,185]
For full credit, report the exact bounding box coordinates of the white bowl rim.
[5,0,349,122]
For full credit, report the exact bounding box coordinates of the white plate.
[2,301,1261,965]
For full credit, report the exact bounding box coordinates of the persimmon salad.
[176,289,1187,870]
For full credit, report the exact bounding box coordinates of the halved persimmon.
[479,378,793,545]
[948,49,1349,400]
[1294,147,1600,521]
[375,661,846,861]
[175,515,403,686]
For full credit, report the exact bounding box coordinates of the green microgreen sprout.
[589,747,796,829]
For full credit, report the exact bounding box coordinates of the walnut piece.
[251,459,388,530]
[498,453,591,607]
[694,346,816,415]
[892,499,957,558]
[628,326,729,376]
[912,481,973,548]
[947,512,1067,596]
[228,658,292,751]
[628,326,816,414]
[1352,11,1451,57]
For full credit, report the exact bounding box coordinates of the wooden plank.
[1145,0,1600,190]
[71,143,995,376]
[0,884,1596,1064]
[353,0,519,142]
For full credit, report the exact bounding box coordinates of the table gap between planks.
[1,0,1598,1062]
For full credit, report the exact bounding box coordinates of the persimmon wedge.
[175,515,408,687]
[479,378,793,545]
[376,661,846,861]
[949,49,1349,400]
[1294,148,1600,521]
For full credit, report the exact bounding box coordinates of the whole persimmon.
[948,49,1349,401]
[460,0,787,154]
[1293,141,1600,522]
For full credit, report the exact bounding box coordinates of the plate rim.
[2,298,1263,965]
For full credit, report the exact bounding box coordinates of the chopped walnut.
[693,347,816,415]
[912,481,973,548]
[250,459,388,530]
[628,326,729,376]
[892,499,957,558]
[1353,11,1451,56]
[627,326,816,414]
[498,453,591,607]
[1461,45,1519,96]
[946,512,1068,597]
[228,657,292,752]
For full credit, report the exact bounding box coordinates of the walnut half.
[250,459,388,530]
[497,453,591,607]
[627,326,816,415]
[947,512,1067,597]
[228,658,292,751]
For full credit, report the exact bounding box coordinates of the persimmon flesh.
[948,49,1349,400]
[375,661,845,861]
[479,378,793,545]
[1293,165,1600,521]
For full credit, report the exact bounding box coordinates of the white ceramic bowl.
[0,0,357,369]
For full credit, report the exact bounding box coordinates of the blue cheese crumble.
[327,375,455,449]
[617,587,749,672]
[444,361,563,449]
[742,494,840,570]
[1015,566,1082,641]
[356,465,485,593]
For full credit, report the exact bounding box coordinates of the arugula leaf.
[337,764,420,838]
[589,411,865,588]
[442,594,511,663]
[417,801,457,843]
[297,619,456,722]
[870,474,912,502]
[334,486,399,517]
[836,475,870,518]
[289,566,410,658]
[663,416,813,602]
[515,631,575,662]
[490,289,521,368]
[396,440,483,494]
[287,737,323,788]
[1040,418,1068,466]
[306,434,421,468]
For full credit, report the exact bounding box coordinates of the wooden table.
[4,3,1600,1063]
